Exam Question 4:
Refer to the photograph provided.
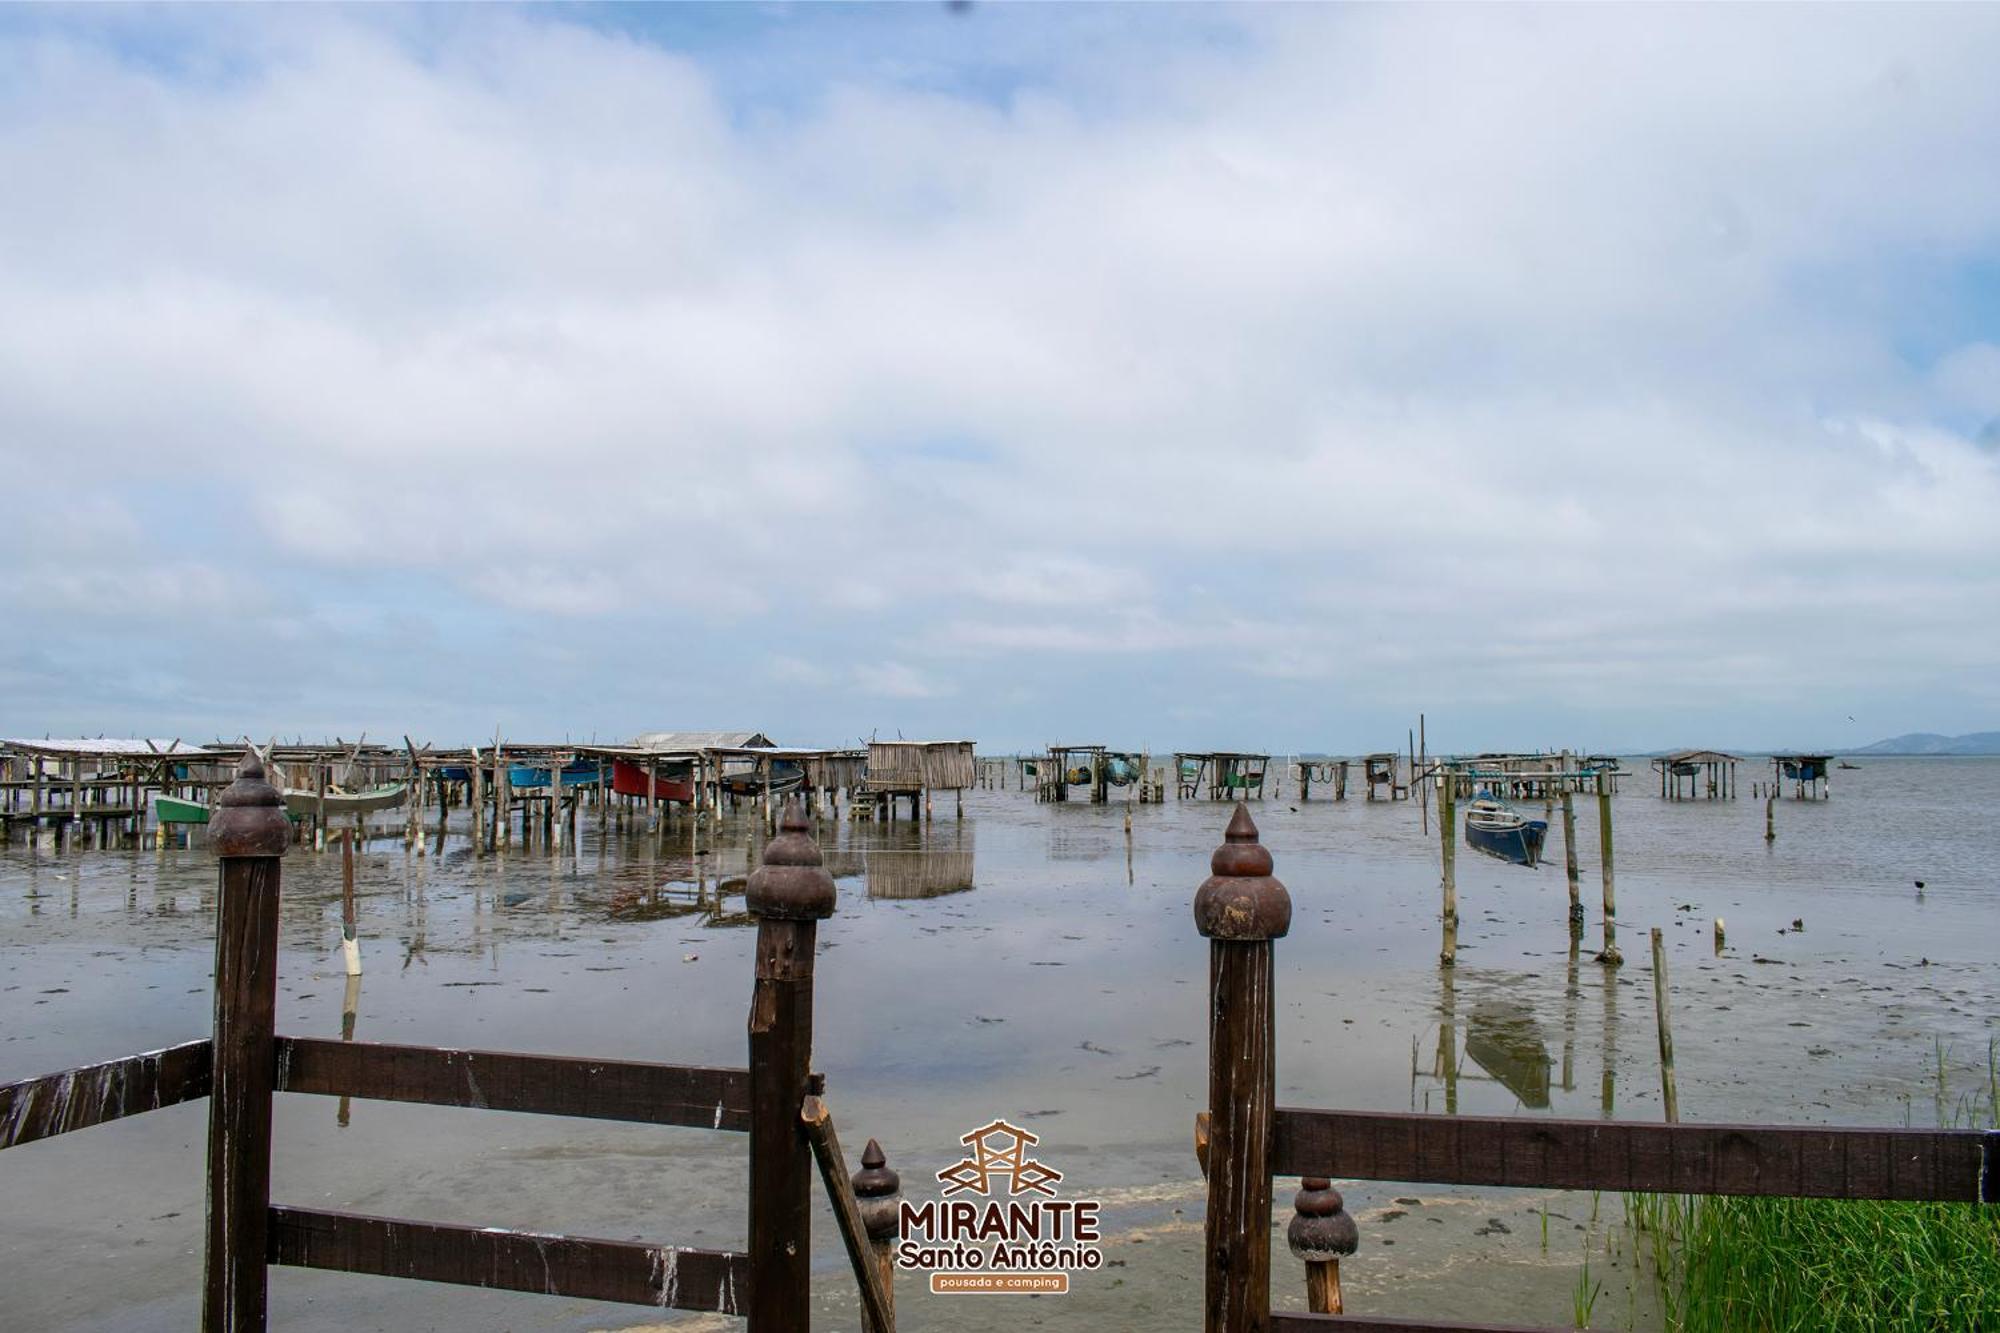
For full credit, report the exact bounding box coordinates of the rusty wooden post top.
[746,798,835,920]
[1194,802,1290,940]
[210,750,290,858]
[852,1138,902,1241]
[1286,1178,1358,1262]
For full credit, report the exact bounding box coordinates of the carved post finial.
[210,748,289,858]
[746,798,836,919]
[1288,1177,1359,1314]
[1193,801,1291,940]
[852,1138,902,1242]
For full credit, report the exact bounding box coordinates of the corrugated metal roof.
[631,731,774,751]
[3,738,213,757]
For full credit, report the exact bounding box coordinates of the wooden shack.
[1770,754,1834,800]
[861,740,976,819]
[1652,750,1739,800]
[1175,752,1269,801]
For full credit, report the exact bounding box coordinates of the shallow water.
[2,757,1995,1329]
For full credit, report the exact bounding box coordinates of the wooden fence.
[0,754,892,1332]
[6,776,1996,1332]
[1192,803,1999,1333]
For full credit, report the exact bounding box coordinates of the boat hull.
[611,759,694,803]
[155,795,211,825]
[1466,817,1548,867]
[282,784,408,818]
[507,762,605,791]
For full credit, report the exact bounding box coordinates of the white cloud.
[2,6,1999,743]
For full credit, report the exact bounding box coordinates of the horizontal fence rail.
[268,1206,748,1313]
[0,1039,212,1150]
[1273,1108,1999,1203]
[1272,1316,1554,1333]
[274,1037,752,1132]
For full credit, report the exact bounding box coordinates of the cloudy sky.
[2,4,1997,754]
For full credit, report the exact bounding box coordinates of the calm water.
[3,757,1996,1330]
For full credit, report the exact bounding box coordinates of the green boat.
[156,794,305,825]
[155,794,212,825]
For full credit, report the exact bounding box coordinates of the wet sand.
[3,757,1995,1329]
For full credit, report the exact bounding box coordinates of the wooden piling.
[1765,793,1775,843]
[1561,786,1581,931]
[1194,804,1291,1333]
[1596,774,1621,965]
[203,751,290,1332]
[744,801,835,1333]
[340,829,361,977]
[1651,927,1679,1122]
[1438,774,1457,966]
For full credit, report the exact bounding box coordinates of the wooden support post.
[1194,804,1291,1333]
[745,801,835,1333]
[1561,787,1581,931]
[468,747,485,854]
[340,829,361,977]
[1651,926,1678,1123]
[1288,1177,1358,1315]
[495,742,510,848]
[203,752,289,1332]
[1596,774,1621,965]
[313,762,327,853]
[1438,773,1457,966]
[1765,793,1775,843]
[848,1128,904,1328]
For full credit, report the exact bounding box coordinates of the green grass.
[1623,1040,2000,1332]
[1625,1192,2000,1332]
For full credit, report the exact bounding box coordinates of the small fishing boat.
[282,783,408,818]
[1105,755,1140,787]
[720,764,804,798]
[155,794,213,825]
[1464,796,1547,867]
[507,760,605,791]
[611,758,695,803]
[157,794,304,825]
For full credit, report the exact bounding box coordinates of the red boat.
[612,758,695,803]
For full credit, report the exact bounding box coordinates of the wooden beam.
[0,1039,212,1150]
[1272,1109,1997,1202]
[274,1037,750,1132]
[1272,1314,1557,1332]
[268,1206,747,1313]
[801,1095,896,1333]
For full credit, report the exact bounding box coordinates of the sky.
[1,3,1998,755]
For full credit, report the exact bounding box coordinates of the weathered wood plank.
[273,1037,750,1132]
[267,1206,747,1313]
[0,1039,212,1150]
[1273,1109,1994,1202]
[1272,1313,1558,1332]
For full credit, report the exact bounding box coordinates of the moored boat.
[507,760,605,791]
[155,794,213,825]
[611,758,695,803]
[1464,796,1547,867]
[281,783,408,818]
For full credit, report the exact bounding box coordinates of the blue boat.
[508,759,606,790]
[1464,796,1547,868]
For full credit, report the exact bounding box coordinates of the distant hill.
[1851,731,2000,756]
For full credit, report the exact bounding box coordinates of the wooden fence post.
[1287,1177,1358,1314]
[852,1139,901,1333]
[204,751,290,1332]
[745,800,836,1333]
[1195,803,1292,1333]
